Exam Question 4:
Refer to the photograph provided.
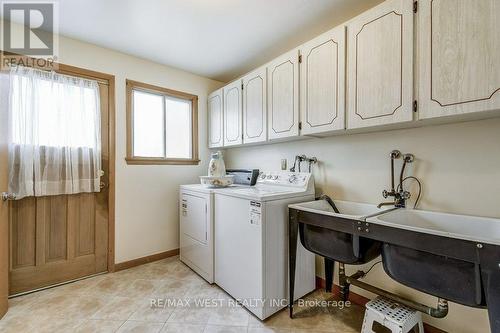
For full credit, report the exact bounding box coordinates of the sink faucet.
[289,155,318,172]
[377,201,398,208]
[378,150,413,208]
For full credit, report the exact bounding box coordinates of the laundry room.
[0,1,499,333]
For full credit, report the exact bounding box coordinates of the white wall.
[225,118,500,333]
[50,35,223,263]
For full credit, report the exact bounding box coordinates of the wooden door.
[242,67,267,144]
[208,89,224,148]
[300,26,345,135]
[418,0,500,120]
[0,72,9,317]
[8,81,110,295]
[223,80,242,147]
[346,0,414,129]
[267,49,300,140]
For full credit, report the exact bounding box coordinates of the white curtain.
[7,66,102,199]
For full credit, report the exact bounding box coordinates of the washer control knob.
[272,175,279,180]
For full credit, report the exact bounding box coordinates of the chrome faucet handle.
[400,191,411,200]
[403,154,414,163]
[382,190,397,198]
[390,150,401,159]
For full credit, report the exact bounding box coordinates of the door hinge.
[413,100,418,112]
[298,121,302,130]
[298,55,302,63]
[241,83,244,90]
[413,1,418,13]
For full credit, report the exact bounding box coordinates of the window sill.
[125,157,200,165]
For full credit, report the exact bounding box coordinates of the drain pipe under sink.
[339,263,449,318]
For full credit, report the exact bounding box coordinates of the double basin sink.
[289,199,500,331]
[289,200,390,264]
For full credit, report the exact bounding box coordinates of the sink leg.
[325,258,334,293]
[340,284,350,302]
[289,209,299,319]
[338,263,350,302]
[484,269,500,333]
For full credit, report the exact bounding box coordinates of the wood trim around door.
[0,68,8,316]
[2,52,117,273]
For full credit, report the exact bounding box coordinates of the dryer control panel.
[257,171,311,188]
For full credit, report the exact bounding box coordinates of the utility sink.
[289,201,500,331]
[289,200,393,264]
[367,208,500,245]
[291,199,391,220]
[366,208,500,308]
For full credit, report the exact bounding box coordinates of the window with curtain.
[7,65,102,199]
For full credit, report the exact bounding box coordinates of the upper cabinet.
[208,89,223,148]
[267,49,300,140]
[418,0,500,120]
[223,80,243,146]
[242,67,267,144]
[346,0,414,129]
[207,0,500,149]
[300,26,346,135]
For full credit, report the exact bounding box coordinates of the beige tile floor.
[0,256,365,333]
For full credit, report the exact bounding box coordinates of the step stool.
[361,297,424,333]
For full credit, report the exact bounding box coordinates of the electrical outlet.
[281,159,287,170]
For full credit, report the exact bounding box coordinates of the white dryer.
[179,184,215,283]
[214,171,316,320]
[180,170,259,283]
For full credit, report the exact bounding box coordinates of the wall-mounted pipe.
[289,155,318,172]
[344,270,449,318]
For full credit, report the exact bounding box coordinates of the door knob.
[1,192,16,201]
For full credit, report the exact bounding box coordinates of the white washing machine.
[214,171,316,320]
[180,170,259,283]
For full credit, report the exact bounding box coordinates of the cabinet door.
[267,49,300,140]
[243,67,267,144]
[223,80,243,146]
[418,0,500,119]
[300,26,345,135]
[346,0,414,129]
[208,89,223,148]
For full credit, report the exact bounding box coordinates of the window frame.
[125,79,199,165]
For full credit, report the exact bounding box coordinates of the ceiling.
[5,0,383,82]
